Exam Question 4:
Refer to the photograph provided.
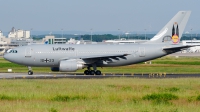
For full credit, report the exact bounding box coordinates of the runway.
[0,73,200,79]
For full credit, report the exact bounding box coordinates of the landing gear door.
[25,48,31,57]
[139,47,145,57]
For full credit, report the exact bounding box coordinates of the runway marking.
[0,73,200,79]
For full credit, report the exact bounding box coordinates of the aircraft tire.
[90,70,95,75]
[84,70,90,75]
[95,70,101,75]
[28,71,33,75]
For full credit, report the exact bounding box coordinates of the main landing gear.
[84,66,102,75]
[28,66,33,75]
[84,70,101,75]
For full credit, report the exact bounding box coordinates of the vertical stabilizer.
[150,11,191,44]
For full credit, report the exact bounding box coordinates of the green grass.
[52,95,88,102]
[1,57,200,111]
[0,94,15,100]
[143,93,179,104]
[0,78,200,111]
[197,95,200,101]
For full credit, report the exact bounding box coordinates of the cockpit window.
[6,49,11,53]
[7,49,18,53]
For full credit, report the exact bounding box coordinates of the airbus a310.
[4,11,191,75]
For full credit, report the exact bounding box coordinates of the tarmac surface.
[169,52,200,57]
[0,73,200,79]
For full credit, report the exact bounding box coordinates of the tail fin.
[150,11,191,44]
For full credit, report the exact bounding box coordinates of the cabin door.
[25,48,32,57]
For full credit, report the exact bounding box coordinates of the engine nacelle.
[59,60,85,72]
[51,67,59,71]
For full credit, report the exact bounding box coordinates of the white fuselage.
[4,43,168,67]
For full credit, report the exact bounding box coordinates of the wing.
[79,53,129,59]
[59,53,130,64]
[79,53,130,65]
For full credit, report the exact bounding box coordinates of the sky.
[0,0,200,34]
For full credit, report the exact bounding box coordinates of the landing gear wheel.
[84,70,90,75]
[28,70,33,75]
[90,70,95,75]
[95,70,101,75]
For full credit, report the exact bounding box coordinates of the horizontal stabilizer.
[163,45,192,54]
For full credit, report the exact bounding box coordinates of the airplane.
[4,11,191,75]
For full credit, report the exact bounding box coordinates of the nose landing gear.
[28,70,33,75]
[28,66,33,75]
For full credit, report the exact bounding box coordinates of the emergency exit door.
[139,47,145,57]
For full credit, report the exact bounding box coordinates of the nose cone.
[3,53,12,62]
[3,48,24,65]
[4,53,21,64]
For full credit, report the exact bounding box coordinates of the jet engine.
[59,60,85,72]
[51,67,60,71]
